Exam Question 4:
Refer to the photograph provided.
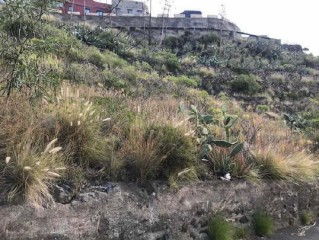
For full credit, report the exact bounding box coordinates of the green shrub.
[103,69,128,89]
[300,211,314,225]
[102,50,128,68]
[86,46,105,68]
[208,215,234,240]
[253,212,274,237]
[67,63,102,84]
[256,105,270,113]
[230,74,261,95]
[165,75,199,88]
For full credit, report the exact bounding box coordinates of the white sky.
[100,0,319,56]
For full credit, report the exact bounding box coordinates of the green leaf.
[200,114,215,124]
[212,140,238,148]
[230,143,244,158]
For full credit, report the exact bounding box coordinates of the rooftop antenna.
[219,4,227,20]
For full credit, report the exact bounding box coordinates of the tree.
[0,0,58,97]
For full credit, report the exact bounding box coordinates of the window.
[96,10,104,16]
[115,8,121,14]
[84,8,90,14]
[127,9,133,14]
[137,10,143,15]
[68,6,73,12]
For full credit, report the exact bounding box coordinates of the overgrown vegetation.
[0,0,319,210]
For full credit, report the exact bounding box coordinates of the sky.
[100,0,319,56]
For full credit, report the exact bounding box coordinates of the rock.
[198,233,210,240]
[53,184,74,204]
[239,215,249,224]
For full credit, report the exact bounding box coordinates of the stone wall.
[1,181,319,240]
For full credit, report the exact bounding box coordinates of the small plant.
[300,211,314,225]
[252,211,274,237]
[208,215,234,240]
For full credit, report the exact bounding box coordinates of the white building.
[112,0,149,16]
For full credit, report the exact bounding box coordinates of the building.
[60,0,111,16]
[180,10,202,18]
[112,0,149,16]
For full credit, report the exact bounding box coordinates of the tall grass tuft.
[253,149,319,181]
[46,86,109,168]
[253,211,274,237]
[208,215,234,240]
[0,138,65,209]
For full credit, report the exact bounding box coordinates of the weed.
[208,215,234,240]
[252,211,274,237]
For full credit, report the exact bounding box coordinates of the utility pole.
[148,0,152,45]
[159,0,172,46]
[70,0,75,19]
[219,4,227,55]
[84,0,86,21]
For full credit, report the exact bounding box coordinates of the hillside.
[1,1,319,239]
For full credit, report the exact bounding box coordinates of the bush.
[208,215,234,240]
[165,75,199,88]
[67,63,102,84]
[253,212,274,237]
[230,74,261,95]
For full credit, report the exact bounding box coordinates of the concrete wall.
[59,14,241,32]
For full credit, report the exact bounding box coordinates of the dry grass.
[0,137,65,209]
[42,85,110,167]
[253,149,319,181]
[119,120,168,182]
